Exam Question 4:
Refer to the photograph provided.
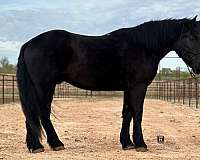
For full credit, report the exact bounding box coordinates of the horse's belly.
[63,69,123,91]
[69,77,123,91]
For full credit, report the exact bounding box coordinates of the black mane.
[112,18,192,50]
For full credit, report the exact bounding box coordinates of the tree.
[0,57,16,74]
[155,67,191,81]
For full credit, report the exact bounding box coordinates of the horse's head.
[174,16,200,74]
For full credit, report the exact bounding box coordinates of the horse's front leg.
[120,91,134,150]
[128,83,148,152]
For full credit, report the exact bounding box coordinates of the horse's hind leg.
[26,122,44,153]
[40,84,65,151]
[120,91,134,150]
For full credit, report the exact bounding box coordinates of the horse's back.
[22,29,124,90]
[62,32,125,90]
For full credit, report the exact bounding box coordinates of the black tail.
[17,42,42,137]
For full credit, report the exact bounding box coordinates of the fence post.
[2,75,4,104]
[178,80,180,103]
[189,79,191,107]
[12,75,15,103]
[67,84,70,98]
[90,91,93,98]
[167,81,169,101]
[158,82,160,99]
[183,80,185,105]
[162,82,164,100]
[163,82,165,100]
[174,81,176,103]
[169,81,171,102]
[157,82,159,99]
[195,79,198,108]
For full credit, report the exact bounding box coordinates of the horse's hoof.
[53,146,65,151]
[135,147,148,152]
[123,145,135,150]
[31,148,45,153]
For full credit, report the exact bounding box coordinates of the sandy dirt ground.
[0,98,200,160]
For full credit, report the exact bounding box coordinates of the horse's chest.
[125,59,158,84]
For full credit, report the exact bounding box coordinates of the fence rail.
[0,74,19,104]
[54,82,122,98]
[0,74,123,104]
[0,74,199,108]
[146,78,200,108]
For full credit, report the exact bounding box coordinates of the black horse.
[17,17,200,153]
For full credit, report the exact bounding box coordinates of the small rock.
[170,119,175,123]
[75,139,81,142]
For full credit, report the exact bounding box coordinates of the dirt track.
[0,98,200,160]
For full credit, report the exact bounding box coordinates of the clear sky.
[0,0,200,69]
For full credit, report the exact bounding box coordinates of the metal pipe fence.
[146,77,200,108]
[0,74,199,108]
[0,74,19,104]
[0,74,123,104]
[54,82,122,99]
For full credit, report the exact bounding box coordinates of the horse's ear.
[191,15,197,22]
[182,16,197,32]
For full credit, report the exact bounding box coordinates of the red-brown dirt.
[0,98,200,159]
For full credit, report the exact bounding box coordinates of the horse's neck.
[148,21,183,62]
